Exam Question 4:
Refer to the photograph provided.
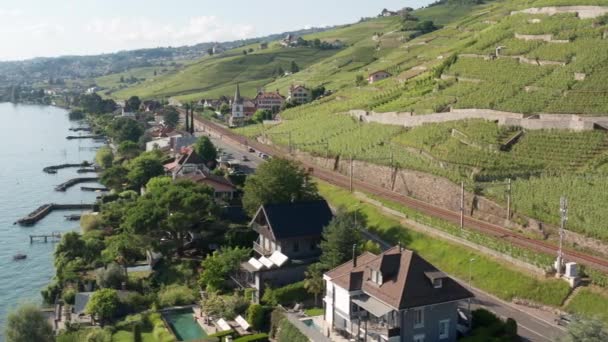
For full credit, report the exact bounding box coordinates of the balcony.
[253,241,273,256]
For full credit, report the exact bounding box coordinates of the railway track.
[187,110,608,273]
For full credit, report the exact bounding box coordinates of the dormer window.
[371,269,383,285]
[425,271,446,289]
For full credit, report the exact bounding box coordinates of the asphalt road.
[189,115,566,341]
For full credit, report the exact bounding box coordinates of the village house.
[254,89,285,113]
[177,169,237,201]
[323,246,474,342]
[368,70,392,84]
[163,146,215,175]
[380,9,398,17]
[238,200,333,302]
[287,85,312,105]
[280,34,298,47]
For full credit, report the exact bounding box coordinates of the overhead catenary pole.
[556,196,568,277]
[506,178,512,221]
[350,156,354,192]
[460,181,465,229]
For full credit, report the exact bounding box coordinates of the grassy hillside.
[112,0,608,242]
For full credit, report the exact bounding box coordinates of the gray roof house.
[238,200,333,302]
[323,246,474,342]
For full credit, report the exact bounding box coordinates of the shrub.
[96,263,127,289]
[62,289,77,305]
[84,328,111,342]
[121,292,153,313]
[261,281,309,306]
[234,333,269,342]
[157,284,196,308]
[247,304,272,331]
[80,213,102,233]
[41,281,62,304]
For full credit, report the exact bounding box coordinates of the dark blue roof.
[263,200,333,240]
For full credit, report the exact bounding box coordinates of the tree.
[194,136,218,162]
[243,50,248,55]
[207,48,214,55]
[126,152,165,189]
[162,107,180,128]
[320,209,362,268]
[219,103,231,115]
[416,20,438,34]
[199,247,251,292]
[117,141,141,160]
[303,263,325,306]
[355,74,366,86]
[102,233,144,269]
[5,303,54,342]
[242,158,320,215]
[125,96,141,112]
[101,165,129,191]
[253,109,272,123]
[120,76,125,83]
[362,240,382,254]
[108,117,144,143]
[123,179,217,254]
[96,263,128,289]
[96,146,114,169]
[86,289,120,325]
[561,317,608,342]
[311,85,326,100]
[290,61,300,73]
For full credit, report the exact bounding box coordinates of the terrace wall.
[349,108,608,131]
[511,6,608,19]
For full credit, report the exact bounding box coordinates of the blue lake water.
[0,103,103,334]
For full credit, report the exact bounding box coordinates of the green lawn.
[566,288,608,324]
[316,180,570,307]
[304,308,324,317]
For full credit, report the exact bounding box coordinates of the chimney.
[352,244,358,267]
[398,241,403,252]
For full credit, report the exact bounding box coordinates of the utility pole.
[460,182,465,229]
[556,197,568,277]
[468,258,475,329]
[506,178,512,221]
[350,156,354,192]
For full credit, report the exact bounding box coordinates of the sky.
[0,0,435,61]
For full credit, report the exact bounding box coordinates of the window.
[293,241,300,252]
[439,319,450,339]
[433,278,443,288]
[413,334,425,342]
[413,308,424,328]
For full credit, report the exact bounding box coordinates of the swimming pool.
[301,318,321,330]
[163,308,208,341]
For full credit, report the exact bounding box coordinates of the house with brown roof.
[238,200,333,302]
[368,70,392,84]
[163,146,215,175]
[323,246,473,342]
[287,85,312,105]
[177,169,237,201]
[255,90,285,114]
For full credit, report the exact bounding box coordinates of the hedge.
[246,304,273,331]
[261,281,309,305]
[277,319,308,342]
[233,333,270,342]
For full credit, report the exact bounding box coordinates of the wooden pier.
[30,232,62,243]
[69,127,92,132]
[80,186,108,192]
[55,177,99,191]
[43,162,92,174]
[66,135,104,140]
[15,203,97,226]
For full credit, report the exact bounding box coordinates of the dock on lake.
[30,232,62,243]
[55,177,99,191]
[66,135,104,140]
[43,162,92,174]
[15,203,97,226]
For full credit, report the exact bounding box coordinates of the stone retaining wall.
[512,6,608,19]
[348,108,608,131]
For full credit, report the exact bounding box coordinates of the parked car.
[242,156,249,161]
[248,147,255,153]
[261,154,270,160]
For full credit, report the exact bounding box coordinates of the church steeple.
[234,83,243,104]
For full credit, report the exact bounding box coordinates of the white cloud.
[0,8,22,17]
[85,16,255,47]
